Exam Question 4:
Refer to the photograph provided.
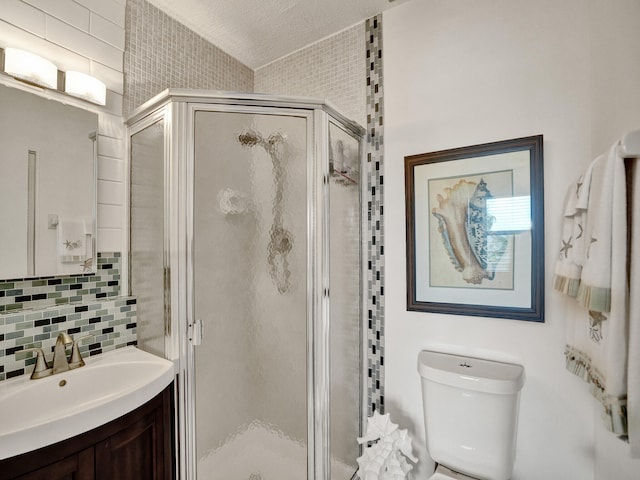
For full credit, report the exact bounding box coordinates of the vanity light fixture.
[3,47,58,89]
[64,71,106,106]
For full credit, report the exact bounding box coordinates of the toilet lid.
[427,465,478,480]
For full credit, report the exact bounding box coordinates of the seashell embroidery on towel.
[432,178,509,285]
[588,310,606,344]
[64,239,82,250]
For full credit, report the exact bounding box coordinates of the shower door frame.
[126,105,175,357]
[180,100,330,480]
[126,90,365,480]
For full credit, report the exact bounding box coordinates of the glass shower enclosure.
[127,90,364,480]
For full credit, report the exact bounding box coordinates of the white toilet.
[417,350,525,480]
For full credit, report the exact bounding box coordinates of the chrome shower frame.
[126,89,366,480]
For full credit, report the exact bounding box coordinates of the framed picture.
[405,135,544,322]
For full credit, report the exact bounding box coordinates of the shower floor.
[197,421,355,480]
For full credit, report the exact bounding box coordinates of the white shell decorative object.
[356,411,418,480]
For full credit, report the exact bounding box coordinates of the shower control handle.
[191,319,203,346]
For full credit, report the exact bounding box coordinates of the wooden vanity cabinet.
[0,385,174,480]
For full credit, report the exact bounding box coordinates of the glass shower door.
[328,122,362,478]
[129,117,167,358]
[192,109,310,480]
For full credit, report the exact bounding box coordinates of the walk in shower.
[127,90,364,480]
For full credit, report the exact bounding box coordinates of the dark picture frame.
[405,135,544,322]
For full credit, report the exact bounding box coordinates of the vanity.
[0,387,173,480]
[0,347,175,480]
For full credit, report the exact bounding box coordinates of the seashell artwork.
[431,178,509,285]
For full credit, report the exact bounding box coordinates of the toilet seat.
[427,464,479,480]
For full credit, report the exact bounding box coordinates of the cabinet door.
[94,408,167,480]
[11,449,94,480]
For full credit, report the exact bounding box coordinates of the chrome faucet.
[20,332,94,380]
[23,347,52,379]
[68,334,92,369]
[52,332,73,374]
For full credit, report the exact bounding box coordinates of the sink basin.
[0,346,174,460]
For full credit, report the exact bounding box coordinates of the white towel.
[58,219,88,263]
[554,141,636,452]
[627,158,640,457]
[553,154,598,299]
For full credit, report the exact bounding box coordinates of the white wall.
[0,0,127,259]
[383,0,640,479]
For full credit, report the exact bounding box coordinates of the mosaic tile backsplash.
[0,298,137,381]
[0,253,122,313]
[0,252,137,381]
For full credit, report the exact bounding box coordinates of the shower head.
[238,130,260,146]
[238,130,287,150]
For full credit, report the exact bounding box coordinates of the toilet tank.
[418,351,525,480]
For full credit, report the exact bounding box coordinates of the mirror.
[0,82,98,279]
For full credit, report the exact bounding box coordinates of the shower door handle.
[191,319,203,346]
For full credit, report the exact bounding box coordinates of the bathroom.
[1,0,640,479]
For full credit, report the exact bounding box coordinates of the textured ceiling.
[145,0,407,69]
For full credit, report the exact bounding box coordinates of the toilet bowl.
[418,350,525,480]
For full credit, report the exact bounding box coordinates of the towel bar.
[622,129,640,158]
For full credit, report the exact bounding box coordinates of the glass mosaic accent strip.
[0,253,122,313]
[365,15,385,415]
[0,297,137,381]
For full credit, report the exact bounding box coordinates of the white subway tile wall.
[90,12,126,49]
[23,0,91,32]
[90,60,123,94]
[3,0,46,36]
[45,17,122,70]
[97,231,124,254]
[97,134,124,158]
[97,157,125,183]
[74,0,125,27]
[97,180,125,206]
[97,205,124,230]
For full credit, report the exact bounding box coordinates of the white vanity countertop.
[0,346,175,460]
